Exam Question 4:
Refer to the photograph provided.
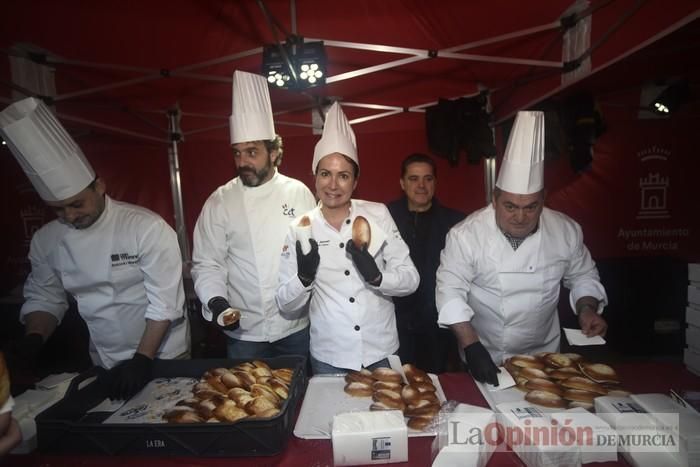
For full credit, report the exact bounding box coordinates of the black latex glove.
[346,239,382,285]
[296,239,319,287]
[4,333,44,376]
[464,341,500,386]
[206,296,241,331]
[99,353,153,400]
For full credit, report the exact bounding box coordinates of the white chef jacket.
[192,169,316,342]
[20,196,189,369]
[276,200,419,370]
[436,205,607,365]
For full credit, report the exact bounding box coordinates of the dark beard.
[239,163,272,187]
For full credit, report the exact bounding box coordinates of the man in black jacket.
[387,154,465,373]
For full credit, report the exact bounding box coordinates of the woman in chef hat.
[276,102,419,375]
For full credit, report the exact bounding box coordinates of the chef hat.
[312,102,358,173]
[229,70,276,145]
[495,110,545,194]
[0,97,95,202]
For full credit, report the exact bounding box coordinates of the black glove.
[296,239,319,287]
[4,333,44,376]
[99,353,153,400]
[464,341,500,386]
[346,239,382,285]
[206,296,240,330]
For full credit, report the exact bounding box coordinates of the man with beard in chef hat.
[0,97,190,400]
[436,111,608,386]
[192,70,316,360]
[275,102,419,374]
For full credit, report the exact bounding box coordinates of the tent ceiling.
[1,0,699,142]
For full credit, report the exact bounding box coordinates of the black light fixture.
[262,37,327,90]
[651,80,690,115]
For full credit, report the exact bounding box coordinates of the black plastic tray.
[36,356,306,456]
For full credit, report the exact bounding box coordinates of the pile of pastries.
[504,352,630,410]
[163,360,295,423]
[343,364,441,430]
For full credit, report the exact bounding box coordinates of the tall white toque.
[311,102,358,173]
[0,97,95,202]
[229,70,276,145]
[495,110,545,194]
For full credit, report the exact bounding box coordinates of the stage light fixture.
[262,38,326,90]
[651,80,690,115]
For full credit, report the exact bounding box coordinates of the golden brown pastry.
[345,370,376,386]
[562,389,598,403]
[518,367,550,381]
[213,400,248,423]
[272,368,294,384]
[371,367,402,384]
[560,376,608,395]
[372,389,405,411]
[543,353,573,368]
[250,383,281,406]
[579,363,620,384]
[372,380,402,392]
[344,381,373,397]
[402,363,430,383]
[352,216,371,247]
[524,378,564,397]
[510,354,546,370]
[245,396,278,415]
[163,407,204,423]
[524,390,568,408]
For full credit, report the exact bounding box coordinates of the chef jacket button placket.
[349,297,355,303]
[344,270,350,276]
[339,242,345,248]
[354,325,360,331]
[346,219,351,225]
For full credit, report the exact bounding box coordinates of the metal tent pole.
[167,107,191,263]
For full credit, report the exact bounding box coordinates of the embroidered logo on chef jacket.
[282,203,296,218]
[281,244,290,259]
[111,253,139,267]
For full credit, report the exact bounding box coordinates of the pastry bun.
[352,216,371,247]
[373,380,402,392]
[163,407,204,424]
[524,378,564,397]
[562,389,598,404]
[518,367,550,381]
[345,370,375,386]
[372,389,405,410]
[402,364,430,383]
[524,390,568,409]
[510,354,545,370]
[560,376,607,395]
[217,309,241,329]
[543,353,573,369]
[579,363,620,384]
[344,381,373,397]
[371,367,402,384]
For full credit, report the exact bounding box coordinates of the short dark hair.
[400,153,437,178]
[264,135,284,167]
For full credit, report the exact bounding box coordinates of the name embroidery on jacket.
[111,253,139,266]
[282,204,296,218]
